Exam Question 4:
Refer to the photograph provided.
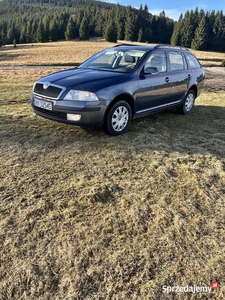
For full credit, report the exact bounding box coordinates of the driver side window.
[145,51,167,73]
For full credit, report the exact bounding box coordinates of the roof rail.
[113,43,141,47]
[155,44,190,51]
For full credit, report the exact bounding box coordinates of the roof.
[113,44,155,51]
[113,44,190,52]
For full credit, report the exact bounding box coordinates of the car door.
[135,50,172,114]
[166,50,191,102]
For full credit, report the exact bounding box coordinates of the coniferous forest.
[0,0,225,52]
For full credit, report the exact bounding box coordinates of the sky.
[104,0,225,20]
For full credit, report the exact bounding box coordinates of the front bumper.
[31,95,106,127]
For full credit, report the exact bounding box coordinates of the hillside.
[0,0,173,45]
[0,0,118,13]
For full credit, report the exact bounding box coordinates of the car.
[31,44,205,135]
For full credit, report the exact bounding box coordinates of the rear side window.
[185,53,201,68]
[168,51,187,71]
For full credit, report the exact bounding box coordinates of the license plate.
[34,98,52,111]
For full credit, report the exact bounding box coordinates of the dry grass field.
[0,39,224,67]
[0,40,225,299]
[0,40,114,66]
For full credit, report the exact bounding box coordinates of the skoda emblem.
[43,82,50,89]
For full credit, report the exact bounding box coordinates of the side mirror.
[144,67,159,74]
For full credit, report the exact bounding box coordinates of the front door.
[135,50,172,114]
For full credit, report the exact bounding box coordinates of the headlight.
[63,90,99,101]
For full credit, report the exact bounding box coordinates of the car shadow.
[1,105,225,159]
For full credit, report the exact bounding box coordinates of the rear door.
[166,50,191,102]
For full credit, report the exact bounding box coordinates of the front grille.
[34,83,63,99]
[33,105,67,120]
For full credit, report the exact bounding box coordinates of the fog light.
[67,114,81,121]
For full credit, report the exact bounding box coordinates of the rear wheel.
[178,90,196,115]
[104,101,131,136]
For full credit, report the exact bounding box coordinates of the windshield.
[80,48,147,73]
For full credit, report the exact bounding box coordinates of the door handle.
[188,74,191,79]
[165,77,170,82]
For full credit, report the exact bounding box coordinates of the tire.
[178,90,196,115]
[104,101,132,136]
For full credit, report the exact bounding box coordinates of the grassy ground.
[0,40,114,66]
[0,40,225,67]
[0,41,225,299]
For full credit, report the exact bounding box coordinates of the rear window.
[185,53,201,68]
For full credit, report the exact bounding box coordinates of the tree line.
[0,0,225,52]
[171,8,225,52]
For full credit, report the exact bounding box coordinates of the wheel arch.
[188,85,197,97]
[104,93,135,122]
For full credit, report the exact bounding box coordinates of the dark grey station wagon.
[31,44,205,135]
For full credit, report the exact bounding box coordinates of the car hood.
[38,68,127,91]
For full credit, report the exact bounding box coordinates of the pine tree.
[6,23,14,44]
[65,17,76,40]
[31,19,38,43]
[19,21,27,44]
[212,11,225,52]
[191,16,208,50]
[43,16,50,42]
[138,28,143,42]
[142,5,151,42]
[49,19,58,42]
[114,4,125,40]
[171,14,183,45]
[206,10,216,50]
[156,11,169,43]
[124,6,136,41]
[95,9,105,37]
[104,20,117,43]
[190,8,199,35]
[181,11,194,47]
[0,28,6,46]
[148,16,156,43]
[58,14,68,40]
[136,4,144,41]
[135,4,151,42]
[26,21,33,43]
[79,16,89,40]
[36,20,45,42]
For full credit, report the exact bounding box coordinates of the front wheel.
[104,101,132,136]
[178,90,196,115]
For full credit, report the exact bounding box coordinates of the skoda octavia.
[31,44,205,135]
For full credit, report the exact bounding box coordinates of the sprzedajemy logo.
[162,282,219,294]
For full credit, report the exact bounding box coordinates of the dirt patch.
[204,67,225,92]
